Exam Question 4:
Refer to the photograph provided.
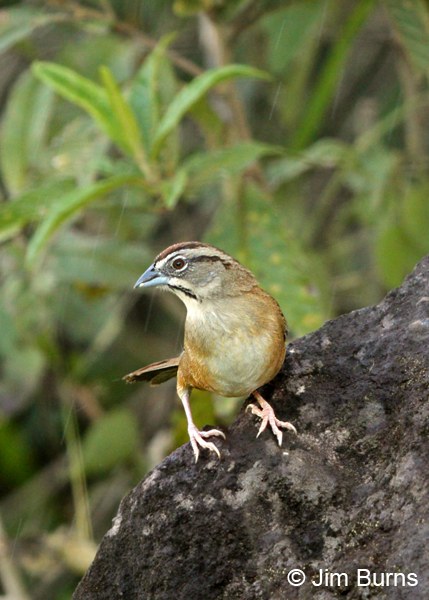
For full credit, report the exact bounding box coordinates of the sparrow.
[124,241,296,461]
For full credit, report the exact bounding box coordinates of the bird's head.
[134,242,257,305]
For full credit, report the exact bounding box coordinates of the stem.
[303,168,344,246]
[43,0,203,77]
[395,54,425,173]
[61,387,92,541]
[0,511,30,600]
[237,178,248,258]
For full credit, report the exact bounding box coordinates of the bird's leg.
[246,390,297,447]
[179,388,225,462]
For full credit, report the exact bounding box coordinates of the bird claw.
[246,398,297,447]
[188,425,225,462]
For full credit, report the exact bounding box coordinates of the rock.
[73,255,429,600]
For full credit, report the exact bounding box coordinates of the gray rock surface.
[73,255,429,599]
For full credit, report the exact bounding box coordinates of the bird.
[124,241,297,462]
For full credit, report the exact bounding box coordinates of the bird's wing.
[123,356,180,385]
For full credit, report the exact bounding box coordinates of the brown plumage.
[124,242,296,462]
[124,357,180,385]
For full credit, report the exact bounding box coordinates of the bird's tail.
[123,356,180,385]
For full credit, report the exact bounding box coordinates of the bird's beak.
[134,265,168,289]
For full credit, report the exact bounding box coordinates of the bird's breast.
[179,295,286,397]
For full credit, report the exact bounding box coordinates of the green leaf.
[348,149,401,225]
[32,62,131,159]
[99,66,151,178]
[82,408,138,475]
[59,32,139,85]
[207,183,326,335]
[267,139,347,187]
[151,64,271,157]
[262,3,325,74]
[129,33,176,153]
[375,217,423,289]
[0,416,35,486]
[0,7,67,54]
[188,96,223,148]
[386,0,429,73]
[0,297,46,406]
[47,117,110,187]
[161,169,188,208]
[0,180,75,243]
[0,70,54,195]
[51,232,152,289]
[26,175,144,268]
[292,0,377,149]
[173,0,210,17]
[183,142,283,196]
[154,47,181,173]
[402,182,429,253]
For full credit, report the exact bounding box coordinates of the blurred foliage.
[0,0,429,597]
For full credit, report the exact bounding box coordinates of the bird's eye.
[172,257,186,270]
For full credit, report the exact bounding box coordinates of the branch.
[43,0,203,76]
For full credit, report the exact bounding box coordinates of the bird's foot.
[188,425,226,463]
[246,391,297,447]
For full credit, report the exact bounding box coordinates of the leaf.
[401,182,429,253]
[0,347,45,412]
[386,0,429,73]
[47,117,110,187]
[99,66,151,178]
[292,0,377,149]
[51,232,152,288]
[173,0,210,17]
[267,139,347,187]
[59,32,139,84]
[0,296,46,409]
[151,64,271,157]
[207,183,326,335]
[161,169,188,208]
[52,288,119,345]
[32,62,131,159]
[262,3,325,74]
[348,149,401,225]
[0,416,35,486]
[375,217,423,289]
[82,408,138,475]
[129,33,176,153]
[0,70,55,195]
[0,180,75,243]
[188,96,223,148]
[0,7,67,54]
[26,175,144,268]
[183,142,283,196]
[155,48,181,172]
